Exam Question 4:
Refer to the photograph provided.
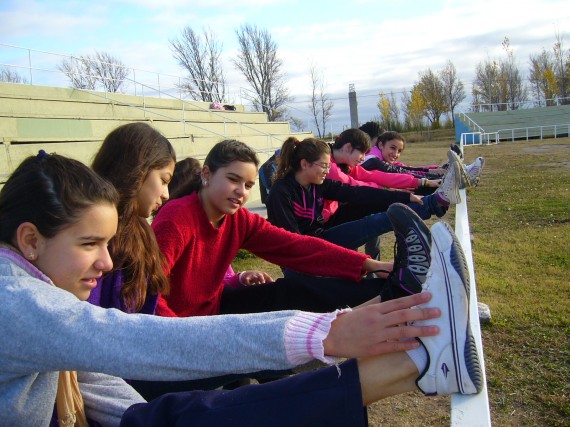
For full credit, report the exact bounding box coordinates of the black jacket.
[266,173,410,236]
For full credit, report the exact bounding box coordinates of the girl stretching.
[0,150,482,426]
[359,124,447,180]
[266,137,461,278]
[151,139,431,319]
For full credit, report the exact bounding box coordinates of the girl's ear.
[201,165,211,183]
[299,158,310,170]
[14,222,44,261]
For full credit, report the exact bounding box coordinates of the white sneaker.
[434,162,461,206]
[465,157,485,187]
[447,150,470,189]
[414,221,483,395]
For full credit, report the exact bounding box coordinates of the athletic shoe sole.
[447,150,470,189]
[435,162,461,206]
[415,221,483,395]
[466,157,485,187]
[386,203,431,296]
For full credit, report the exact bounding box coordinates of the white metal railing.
[470,96,570,112]
[451,189,492,426]
[0,42,240,101]
[451,143,492,426]
[460,132,499,146]
[495,123,570,142]
[458,113,484,133]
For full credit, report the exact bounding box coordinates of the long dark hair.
[331,128,371,153]
[169,139,259,200]
[0,151,118,243]
[168,157,202,201]
[359,121,385,141]
[273,137,330,182]
[378,130,406,150]
[92,122,176,312]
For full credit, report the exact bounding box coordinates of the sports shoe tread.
[415,221,483,395]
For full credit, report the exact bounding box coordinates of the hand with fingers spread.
[323,292,440,359]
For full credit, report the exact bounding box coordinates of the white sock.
[406,344,428,373]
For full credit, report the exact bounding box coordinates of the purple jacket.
[87,269,158,315]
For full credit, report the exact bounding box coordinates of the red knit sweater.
[152,192,369,317]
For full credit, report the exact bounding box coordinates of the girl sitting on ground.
[168,156,273,287]
[266,137,461,255]
[152,138,410,319]
[359,122,447,178]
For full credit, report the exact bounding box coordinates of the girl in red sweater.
[152,139,423,318]
[168,157,274,287]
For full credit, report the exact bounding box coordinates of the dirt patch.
[534,161,570,169]
[368,393,451,426]
[522,143,570,169]
[522,143,570,154]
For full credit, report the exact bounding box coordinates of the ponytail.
[169,140,259,200]
[273,137,330,182]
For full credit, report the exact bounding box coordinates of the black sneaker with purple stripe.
[381,203,431,301]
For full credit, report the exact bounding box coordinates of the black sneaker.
[450,143,463,160]
[381,203,431,300]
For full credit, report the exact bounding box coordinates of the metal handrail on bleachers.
[1,42,293,154]
[457,113,484,133]
[495,123,570,142]
[80,76,288,152]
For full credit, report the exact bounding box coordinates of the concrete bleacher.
[0,82,312,197]
[455,104,570,143]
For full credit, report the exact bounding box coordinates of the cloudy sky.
[1,0,569,132]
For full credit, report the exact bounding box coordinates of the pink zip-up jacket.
[323,156,418,221]
[365,146,439,170]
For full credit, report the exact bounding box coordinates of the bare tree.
[170,27,226,102]
[59,56,98,90]
[440,60,465,126]
[0,67,28,83]
[415,69,446,128]
[499,37,527,110]
[288,116,304,132]
[59,52,128,92]
[91,51,129,93]
[472,59,501,111]
[552,30,570,104]
[308,63,334,137]
[472,39,526,111]
[233,24,291,121]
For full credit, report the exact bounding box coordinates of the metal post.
[133,69,137,96]
[27,49,33,85]
[348,84,358,128]
[157,72,161,98]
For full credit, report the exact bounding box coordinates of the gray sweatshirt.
[0,249,335,426]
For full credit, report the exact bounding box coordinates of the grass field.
[234,137,570,426]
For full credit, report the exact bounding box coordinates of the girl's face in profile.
[201,160,257,224]
[33,203,118,300]
[380,139,404,164]
[137,162,175,218]
[307,153,331,185]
